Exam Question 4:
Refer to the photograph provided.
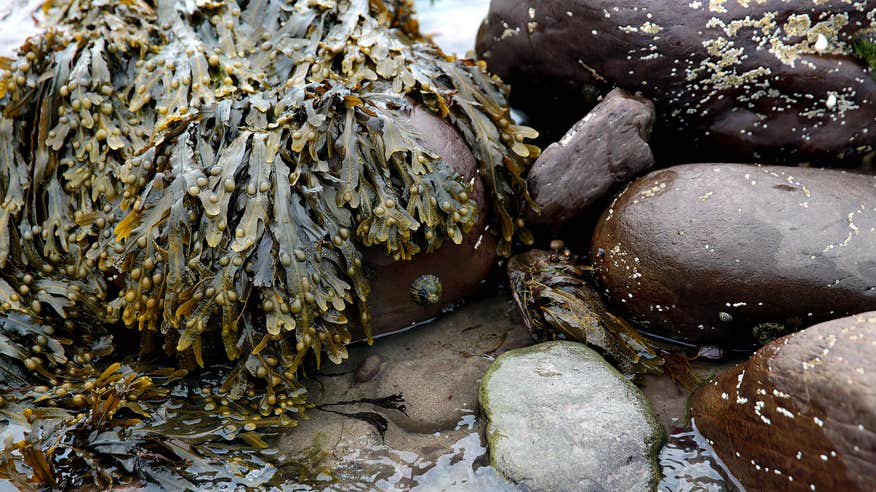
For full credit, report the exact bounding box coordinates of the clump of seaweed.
[0,325,310,489]
[0,0,537,487]
[507,249,663,378]
[851,28,876,80]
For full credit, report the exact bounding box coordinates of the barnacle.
[0,0,537,487]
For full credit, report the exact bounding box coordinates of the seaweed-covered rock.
[691,312,876,491]
[0,0,538,488]
[476,0,876,164]
[591,164,876,347]
[526,88,655,228]
[366,105,497,337]
[0,0,537,387]
[479,341,665,491]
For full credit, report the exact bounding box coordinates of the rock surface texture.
[526,88,655,228]
[591,164,876,346]
[691,312,876,491]
[476,0,876,164]
[479,341,664,491]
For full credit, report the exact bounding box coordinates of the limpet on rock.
[409,274,443,305]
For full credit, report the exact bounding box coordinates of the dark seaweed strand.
[0,0,536,429]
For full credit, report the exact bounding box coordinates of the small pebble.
[354,355,383,383]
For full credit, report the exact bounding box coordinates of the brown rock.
[363,105,498,338]
[690,312,876,491]
[591,164,876,346]
[527,88,655,228]
[476,1,876,165]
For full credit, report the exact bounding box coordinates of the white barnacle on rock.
[772,388,791,399]
[776,407,795,418]
[640,22,663,34]
[709,0,727,13]
[754,400,771,424]
[814,33,829,53]
[826,93,837,109]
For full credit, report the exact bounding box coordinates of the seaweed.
[507,250,663,379]
[0,344,308,489]
[0,0,537,487]
[852,28,876,80]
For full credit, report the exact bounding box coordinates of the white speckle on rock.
[776,407,795,418]
[814,33,828,54]
[826,93,837,109]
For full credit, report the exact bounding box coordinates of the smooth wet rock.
[527,88,655,228]
[274,294,532,489]
[477,1,876,164]
[364,105,498,338]
[480,341,664,491]
[591,163,876,346]
[691,312,876,491]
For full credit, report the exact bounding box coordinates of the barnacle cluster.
[0,0,537,486]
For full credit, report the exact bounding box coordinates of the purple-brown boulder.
[691,312,876,491]
[527,88,655,229]
[591,163,876,346]
[363,105,497,337]
[476,0,876,165]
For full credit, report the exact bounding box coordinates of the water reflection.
[411,433,516,491]
[313,414,516,490]
[659,421,743,492]
[0,0,44,59]
[414,0,491,57]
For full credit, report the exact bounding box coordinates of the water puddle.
[299,430,517,491]
[659,421,743,492]
[411,433,516,491]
